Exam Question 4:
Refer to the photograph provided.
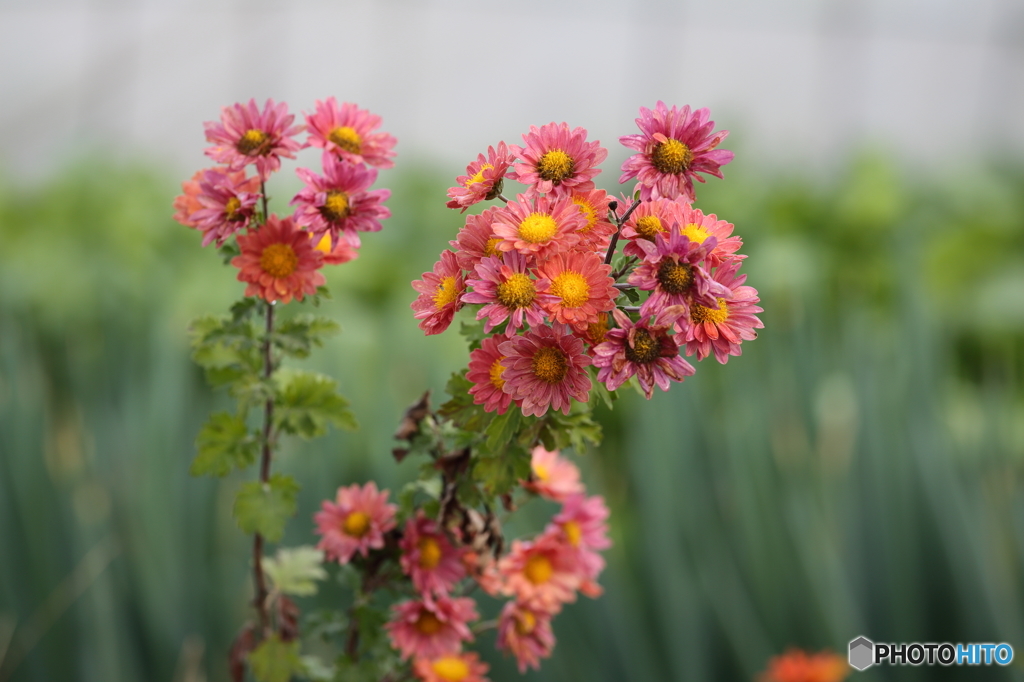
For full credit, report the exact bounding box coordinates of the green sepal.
[190,412,259,477]
[249,635,301,682]
[233,473,300,542]
[273,370,358,439]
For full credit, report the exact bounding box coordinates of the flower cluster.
[412,104,762,415]
[174,97,395,302]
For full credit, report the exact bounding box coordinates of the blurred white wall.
[1,0,1022,180]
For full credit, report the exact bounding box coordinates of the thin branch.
[603,199,641,265]
[253,301,275,638]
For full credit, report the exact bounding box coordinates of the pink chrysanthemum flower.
[499,534,579,613]
[619,102,734,202]
[291,152,391,249]
[231,215,325,304]
[525,446,584,502]
[759,649,850,682]
[592,307,695,399]
[411,250,465,336]
[311,232,359,265]
[304,97,396,168]
[467,335,516,415]
[496,601,556,673]
[386,596,478,661]
[463,252,555,334]
[172,170,205,228]
[451,208,503,272]
[462,551,504,597]
[568,189,618,253]
[549,494,611,584]
[314,481,397,565]
[535,250,617,331]
[491,195,584,261]
[413,652,490,682]
[400,512,466,597]
[189,168,262,247]
[509,123,607,197]
[628,227,729,320]
[498,324,592,417]
[204,99,303,180]
[684,261,763,364]
[446,142,513,211]
[675,203,745,268]
[619,197,683,259]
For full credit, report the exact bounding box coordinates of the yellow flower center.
[415,611,443,635]
[533,462,550,481]
[656,260,694,295]
[342,511,370,537]
[563,520,582,547]
[691,297,729,325]
[551,271,591,308]
[572,196,598,234]
[587,313,609,345]
[484,237,502,257]
[524,554,554,584]
[465,163,493,187]
[259,243,299,278]
[433,276,460,310]
[418,537,442,569]
[489,357,506,390]
[496,273,537,309]
[536,149,575,183]
[313,233,333,254]
[517,213,558,244]
[328,126,362,154]
[224,196,244,221]
[651,138,694,174]
[431,656,470,682]
[237,129,271,156]
[624,328,661,364]
[635,215,665,241]
[680,222,711,244]
[320,191,350,222]
[515,610,537,636]
[531,346,569,385]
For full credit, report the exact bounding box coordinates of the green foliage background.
[1,155,1023,681]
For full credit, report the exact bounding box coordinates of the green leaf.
[398,477,443,518]
[274,370,357,439]
[438,371,492,432]
[233,474,300,542]
[249,635,301,682]
[485,408,521,451]
[262,545,328,597]
[298,655,335,682]
[458,315,491,351]
[542,408,603,453]
[588,370,616,410]
[190,412,259,477]
[273,314,341,359]
[473,443,530,496]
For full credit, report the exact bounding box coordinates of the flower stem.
[603,199,640,266]
[253,300,275,637]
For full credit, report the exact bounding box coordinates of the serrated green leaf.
[485,407,520,451]
[233,474,300,542]
[273,314,341,359]
[542,409,603,453]
[262,545,327,597]
[249,635,301,682]
[588,370,616,410]
[624,287,641,304]
[298,655,335,682]
[190,412,258,477]
[438,371,491,432]
[274,370,357,438]
[473,443,530,496]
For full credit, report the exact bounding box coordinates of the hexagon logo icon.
[849,636,874,671]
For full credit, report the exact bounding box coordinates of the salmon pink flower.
[411,250,465,336]
[462,551,504,596]
[413,652,490,682]
[593,308,695,399]
[568,189,618,252]
[451,208,502,272]
[684,261,763,363]
[549,494,611,583]
[204,98,303,180]
[628,227,729,320]
[535,250,617,330]
[498,324,592,417]
[759,649,850,682]
[292,152,391,249]
[499,534,579,613]
[525,446,583,502]
[311,232,359,265]
[496,601,556,673]
[675,203,745,268]
[314,481,397,564]
[386,596,478,660]
[619,102,733,202]
[190,168,261,247]
[463,251,555,334]
[446,142,513,211]
[172,170,205,228]
[400,512,466,597]
[509,123,607,196]
[467,335,516,415]
[231,215,325,304]
[619,197,683,259]
[304,97,396,168]
[491,194,584,261]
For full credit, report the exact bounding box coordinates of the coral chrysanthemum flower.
[311,232,359,265]
[509,123,607,197]
[568,189,618,253]
[496,601,556,673]
[535,250,617,330]
[304,97,397,169]
[413,652,490,682]
[619,197,683,259]
[446,142,513,211]
[189,168,262,247]
[204,99,303,180]
[675,203,745,269]
[231,214,326,304]
[619,102,734,202]
[592,307,695,399]
[628,227,729,320]
[291,152,391,249]
[467,335,516,415]
[400,512,466,597]
[499,534,579,613]
[411,250,465,336]
[525,446,584,502]
[491,195,584,261]
[314,481,397,565]
[684,261,763,364]
[498,324,592,418]
[172,170,205,228]
[549,494,611,585]
[759,649,850,682]
[385,596,478,661]
[451,208,503,272]
[463,252,555,334]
